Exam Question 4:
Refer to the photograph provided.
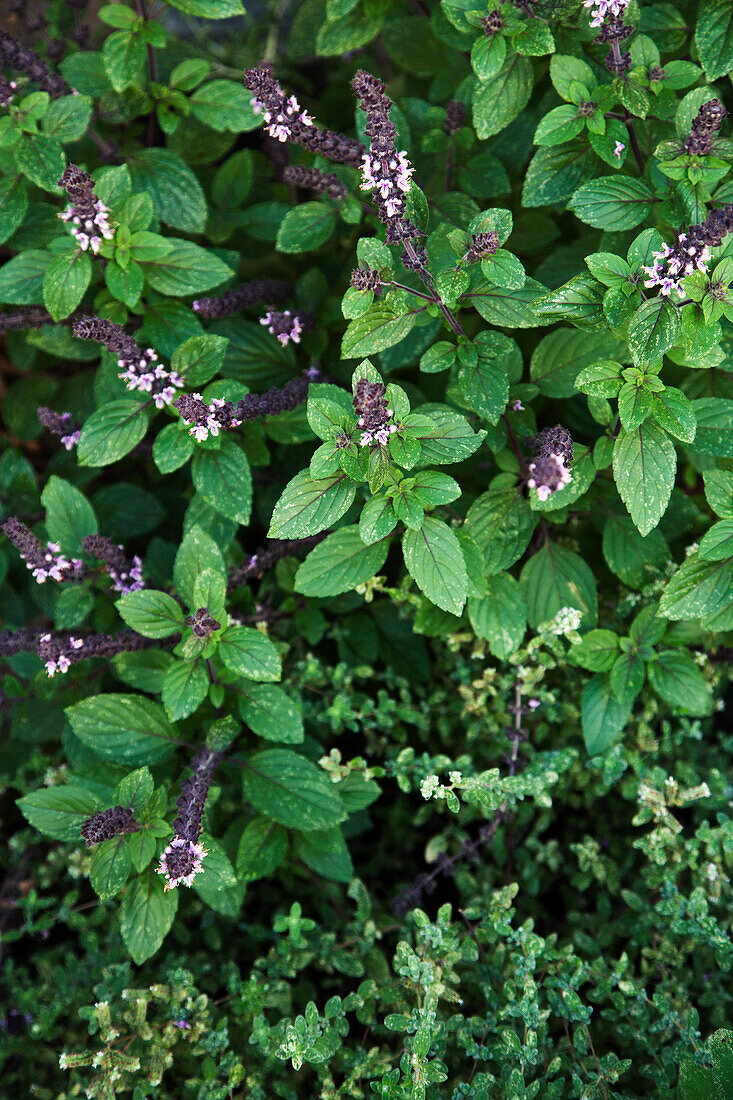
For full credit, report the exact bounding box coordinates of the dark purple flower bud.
[58,165,114,255]
[648,65,665,83]
[444,101,465,135]
[244,63,365,167]
[184,607,221,638]
[227,533,327,589]
[3,516,85,584]
[260,309,310,346]
[464,231,499,264]
[533,425,574,466]
[0,308,53,334]
[0,29,67,97]
[37,407,81,451]
[175,373,316,442]
[192,278,290,319]
[282,165,347,200]
[353,378,396,448]
[72,316,183,408]
[81,534,145,593]
[481,11,504,34]
[81,806,141,846]
[350,266,382,292]
[0,627,37,657]
[684,99,727,156]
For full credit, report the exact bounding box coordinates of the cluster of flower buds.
[244,63,365,167]
[0,627,36,657]
[0,76,17,108]
[351,70,424,261]
[350,266,382,292]
[72,316,184,408]
[184,607,221,638]
[81,806,141,847]
[444,101,465,135]
[174,372,317,442]
[583,0,629,29]
[191,278,290,320]
[39,632,85,677]
[0,307,53,334]
[37,406,81,450]
[0,29,67,97]
[156,748,221,891]
[527,426,573,502]
[282,164,347,200]
[482,11,504,34]
[58,165,114,254]
[642,205,733,299]
[684,99,727,156]
[353,378,397,448]
[227,533,328,590]
[3,517,84,583]
[464,231,499,264]
[82,534,145,594]
[260,309,309,346]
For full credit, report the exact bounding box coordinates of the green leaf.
[678,1061,716,1100]
[294,827,353,883]
[103,29,146,92]
[700,518,733,561]
[42,250,92,321]
[627,298,681,365]
[610,651,645,705]
[704,470,733,518]
[407,409,486,466]
[471,34,506,82]
[105,259,144,308]
[468,572,526,658]
[711,1029,733,1098]
[457,332,510,425]
[171,334,228,387]
[277,202,337,253]
[268,470,355,538]
[17,786,100,841]
[295,526,389,597]
[473,55,533,139]
[402,516,468,616]
[0,176,28,245]
[465,488,534,575]
[0,249,50,304]
[650,387,696,443]
[219,626,282,682]
[239,684,304,743]
[569,628,619,672]
[613,420,676,536]
[116,590,185,638]
[532,329,625,398]
[660,552,733,628]
[115,767,154,813]
[42,475,97,555]
[602,513,670,586]
[128,149,208,234]
[90,837,132,900]
[468,277,547,328]
[582,672,632,754]
[120,869,178,964]
[161,658,209,721]
[242,749,345,830]
[174,525,226,608]
[14,132,65,191]
[77,400,149,468]
[144,240,233,296]
[190,79,259,132]
[550,55,595,100]
[533,104,584,146]
[341,302,417,358]
[691,398,733,457]
[65,694,178,765]
[237,816,288,882]
[192,438,252,525]
[153,422,195,473]
[568,176,655,231]
[43,93,93,141]
[695,0,733,81]
[520,542,598,629]
[648,650,712,714]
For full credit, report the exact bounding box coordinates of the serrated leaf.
[295,526,389,597]
[402,517,468,616]
[613,420,676,535]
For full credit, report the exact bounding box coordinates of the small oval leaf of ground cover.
[17,786,101,841]
[403,516,468,616]
[219,626,281,682]
[568,176,655,230]
[242,749,345,830]
[127,148,207,233]
[276,202,337,253]
[268,470,355,538]
[239,684,304,743]
[77,399,149,468]
[191,438,252,525]
[295,526,390,597]
[613,420,676,536]
[65,694,178,765]
[120,870,178,965]
[116,590,185,638]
